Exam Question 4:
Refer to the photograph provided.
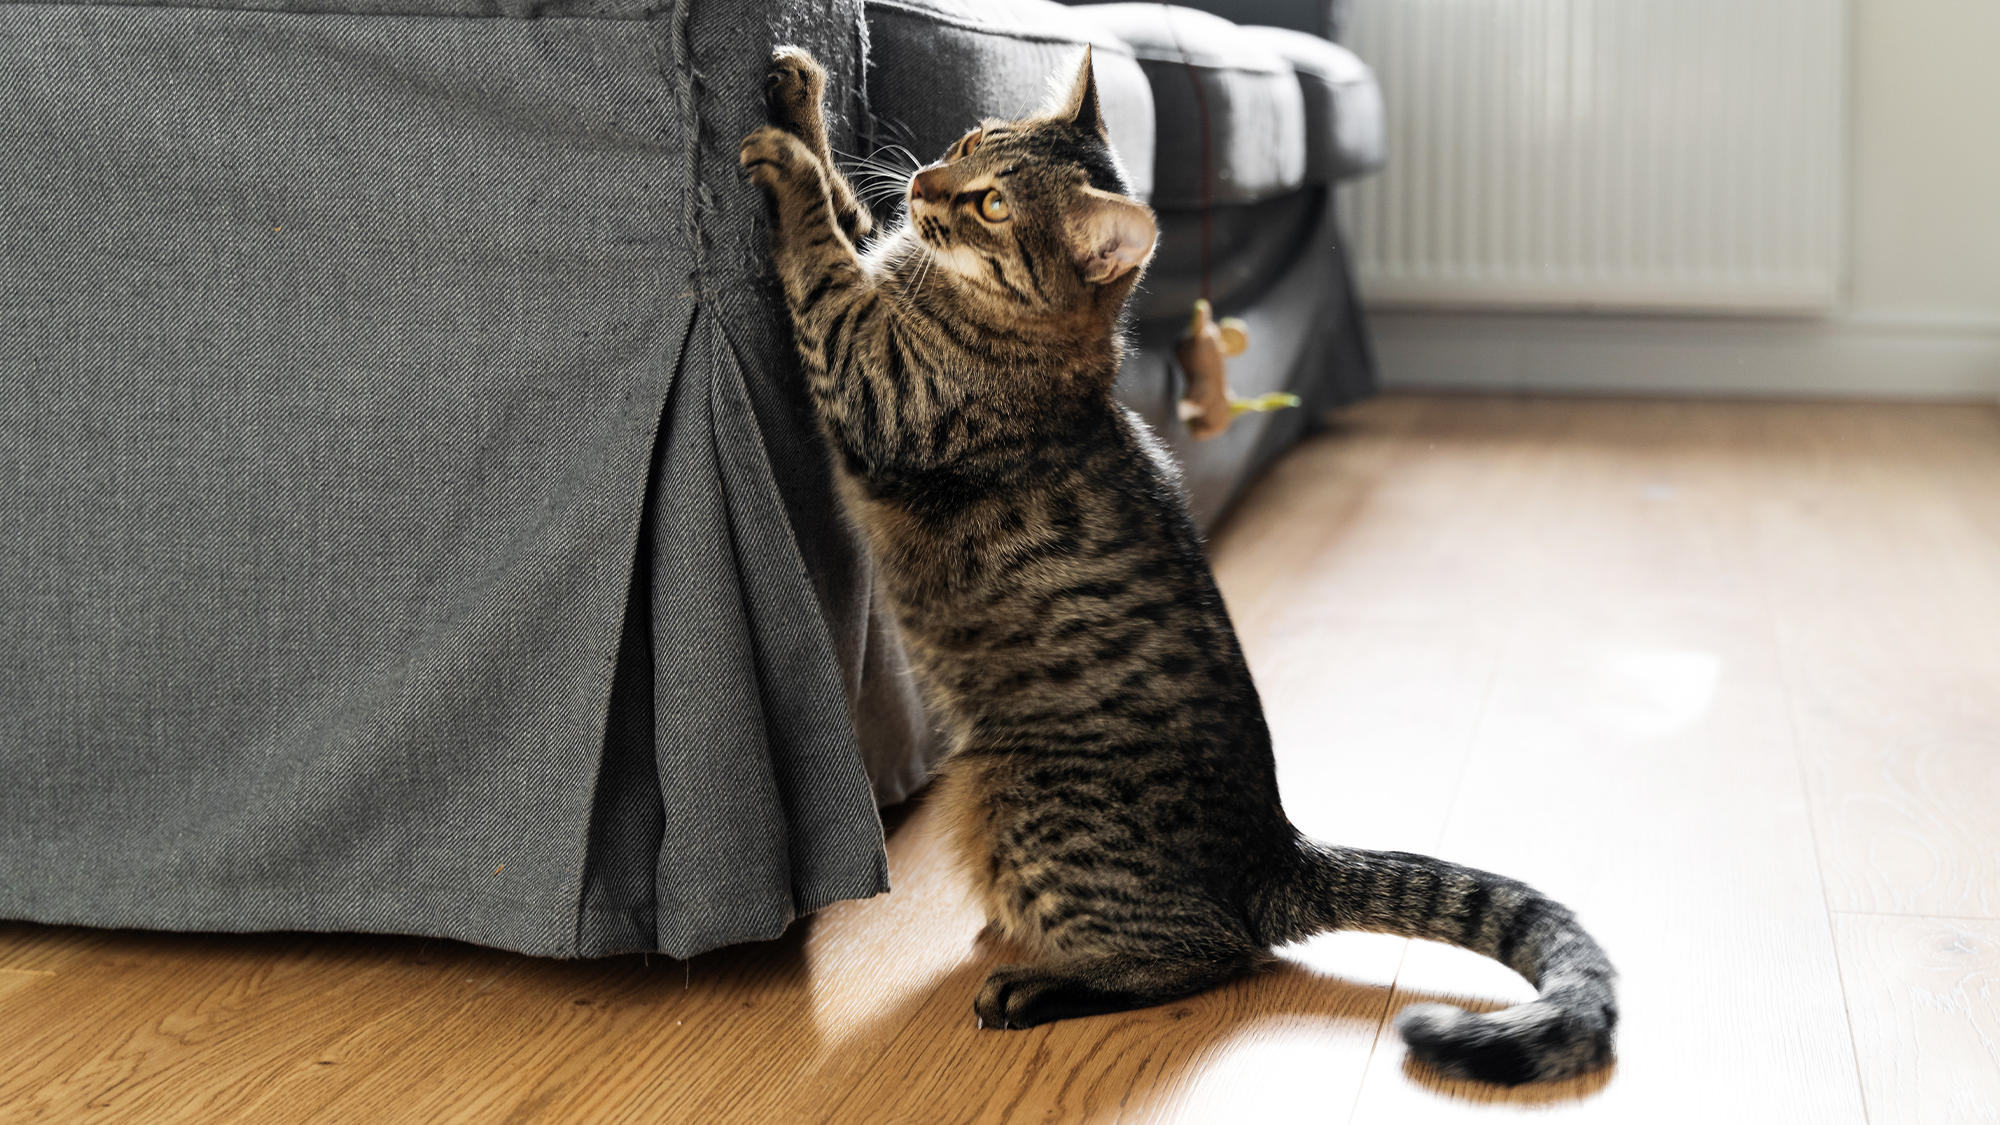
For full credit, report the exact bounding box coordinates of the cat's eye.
[958,129,983,159]
[979,190,1011,222]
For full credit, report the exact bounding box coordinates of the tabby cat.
[739,46,1616,1085]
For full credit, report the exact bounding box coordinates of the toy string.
[1161,5,1212,303]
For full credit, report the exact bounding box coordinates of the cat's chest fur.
[836,404,1222,732]
[833,400,1286,949]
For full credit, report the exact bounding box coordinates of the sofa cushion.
[1101,0,1348,40]
[1130,189,1321,320]
[1068,3,1305,209]
[1238,25,1382,182]
[864,0,1156,201]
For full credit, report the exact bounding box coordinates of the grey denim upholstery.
[0,0,925,959]
[1069,3,1305,208]
[3,0,1379,961]
[1238,24,1382,182]
[1135,0,1348,41]
[865,0,1155,201]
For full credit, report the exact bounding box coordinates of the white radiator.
[1340,0,1848,312]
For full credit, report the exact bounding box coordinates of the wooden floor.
[6,394,1999,1123]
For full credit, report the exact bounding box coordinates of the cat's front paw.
[766,46,828,138]
[739,124,814,191]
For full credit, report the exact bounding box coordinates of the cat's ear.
[1055,47,1108,139]
[1069,186,1155,284]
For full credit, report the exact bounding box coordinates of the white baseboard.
[1366,310,2000,400]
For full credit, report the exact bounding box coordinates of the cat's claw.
[759,45,874,242]
[764,46,826,137]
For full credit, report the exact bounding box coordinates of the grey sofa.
[1,0,1380,959]
[871,0,1384,525]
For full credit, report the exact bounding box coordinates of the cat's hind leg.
[975,949,1268,1030]
[765,46,873,243]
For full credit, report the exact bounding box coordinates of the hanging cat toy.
[1164,7,1299,440]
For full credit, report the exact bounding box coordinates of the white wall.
[1367,0,2000,399]
[1848,0,2000,324]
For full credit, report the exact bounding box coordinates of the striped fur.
[740,47,1616,1086]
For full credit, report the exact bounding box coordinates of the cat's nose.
[909,167,949,204]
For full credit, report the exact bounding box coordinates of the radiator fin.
[1342,0,1847,311]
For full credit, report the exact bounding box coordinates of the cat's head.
[903,49,1157,312]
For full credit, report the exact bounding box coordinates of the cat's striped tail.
[1257,839,1618,1086]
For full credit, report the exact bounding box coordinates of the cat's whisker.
[865,143,923,166]
[843,173,914,196]
[840,156,916,176]
[834,147,928,223]
[909,243,937,302]
[836,162,906,180]
[832,144,909,163]
[833,147,922,178]
[878,143,923,170]
[838,167,915,188]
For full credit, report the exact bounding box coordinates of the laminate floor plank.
[5,395,1994,1124]
[1288,398,1867,1123]
[0,920,118,973]
[0,967,58,1007]
[815,927,1407,1125]
[0,928,514,1123]
[1833,913,2000,1125]
[1212,398,1524,859]
[1747,408,2000,919]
